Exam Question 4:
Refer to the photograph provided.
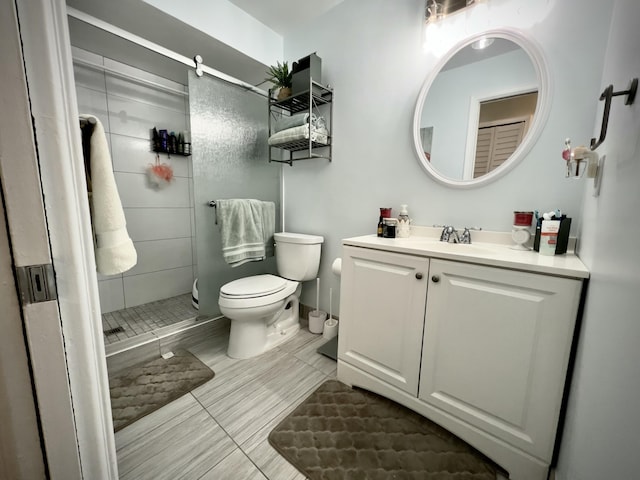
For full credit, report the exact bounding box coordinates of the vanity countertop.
[343,226,589,279]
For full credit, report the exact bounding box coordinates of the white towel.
[268,124,329,146]
[217,199,275,268]
[81,115,137,275]
[272,112,317,133]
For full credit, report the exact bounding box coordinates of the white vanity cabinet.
[419,259,582,461]
[337,236,588,480]
[338,246,429,395]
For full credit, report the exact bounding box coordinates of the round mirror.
[413,29,551,188]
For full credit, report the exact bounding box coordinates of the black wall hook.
[590,78,638,150]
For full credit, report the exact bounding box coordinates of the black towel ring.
[590,77,637,151]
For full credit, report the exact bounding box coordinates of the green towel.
[217,199,275,267]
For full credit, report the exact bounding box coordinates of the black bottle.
[377,216,384,237]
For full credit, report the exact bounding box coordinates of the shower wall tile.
[110,134,191,178]
[72,54,107,93]
[115,172,190,208]
[124,207,192,242]
[103,58,187,95]
[105,72,187,113]
[124,238,193,277]
[123,266,194,308]
[75,86,110,131]
[107,95,188,139]
[98,278,125,314]
[71,46,104,66]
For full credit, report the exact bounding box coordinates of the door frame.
[3,0,117,477]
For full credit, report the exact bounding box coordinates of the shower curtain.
[189,72,280,315]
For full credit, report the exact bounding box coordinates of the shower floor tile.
[102,293,197,345]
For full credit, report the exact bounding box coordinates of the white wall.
[142,0,283,68]
[73,47,195,312]
[282,0,611,312]
[555,0,640,478]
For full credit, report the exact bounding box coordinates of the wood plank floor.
[114,320,336,480]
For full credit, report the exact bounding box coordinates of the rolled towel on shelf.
[268,124,329,146]
[272,112,317,133]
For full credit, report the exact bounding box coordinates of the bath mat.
[269,380,501,480]
[109,349,214,432]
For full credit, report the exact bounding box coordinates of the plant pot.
[277,87,292,100]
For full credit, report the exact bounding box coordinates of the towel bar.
[208,200,217,224]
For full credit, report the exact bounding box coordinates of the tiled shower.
[72,47,198,345]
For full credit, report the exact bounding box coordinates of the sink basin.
[403,237,498,256]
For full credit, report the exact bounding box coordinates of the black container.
[533,216,571,254]
[291,53,322,95]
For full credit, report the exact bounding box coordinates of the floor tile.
[202,354,328,445]
[117,399,236,480]
[241,382,325,480]
[291,334,338,376]
[198,448,268,480]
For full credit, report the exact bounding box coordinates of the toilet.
[219,232,324,359]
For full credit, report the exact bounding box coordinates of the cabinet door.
[419,259,582,461]
[338,246,429,395]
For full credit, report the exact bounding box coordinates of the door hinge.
[16,264,58,305]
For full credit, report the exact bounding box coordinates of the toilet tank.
[274,232,324,281]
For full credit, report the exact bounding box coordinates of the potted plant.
[265,61,292,100]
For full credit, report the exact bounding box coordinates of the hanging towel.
[80,114,137,275]
[217,199,275,267]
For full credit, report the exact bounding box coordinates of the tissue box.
[291,53,322,95]
[534,216,571,254]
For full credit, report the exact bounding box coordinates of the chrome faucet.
[439,225,479,244]
[459,227,473,244]
[439,225,461,243]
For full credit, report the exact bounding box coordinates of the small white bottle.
[397,204,411,238]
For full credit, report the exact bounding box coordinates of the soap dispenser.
[397,204,411,238]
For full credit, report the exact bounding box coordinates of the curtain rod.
[66,7,268,98]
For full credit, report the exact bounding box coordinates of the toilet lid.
[220,274,287,298]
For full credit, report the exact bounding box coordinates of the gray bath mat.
[269,380,501,480]
[109,349,214,432]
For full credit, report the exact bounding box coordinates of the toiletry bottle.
[377,216,384,237]
[397,204,411,238]
[539,219,560,255]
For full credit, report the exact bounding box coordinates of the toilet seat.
[221,274,287,298]
[219,274,298,309]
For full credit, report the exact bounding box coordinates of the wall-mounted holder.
[590,78,637,151]
[562,138,604,197]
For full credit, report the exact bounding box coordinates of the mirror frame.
[413,28,552,188]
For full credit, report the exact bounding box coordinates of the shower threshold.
[102,293,226,376]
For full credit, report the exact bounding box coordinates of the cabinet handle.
[431,275,440,283]
[415,272,423,280]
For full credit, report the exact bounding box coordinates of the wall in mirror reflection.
[419,44,537,180]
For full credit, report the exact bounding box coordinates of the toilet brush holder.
[323,318,338,340]
[308,310,327,334]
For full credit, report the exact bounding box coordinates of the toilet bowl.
[218,232,324,359]
[220,275,300,359]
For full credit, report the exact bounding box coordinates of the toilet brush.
[323,287,338,340]
[309,277,326,334]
